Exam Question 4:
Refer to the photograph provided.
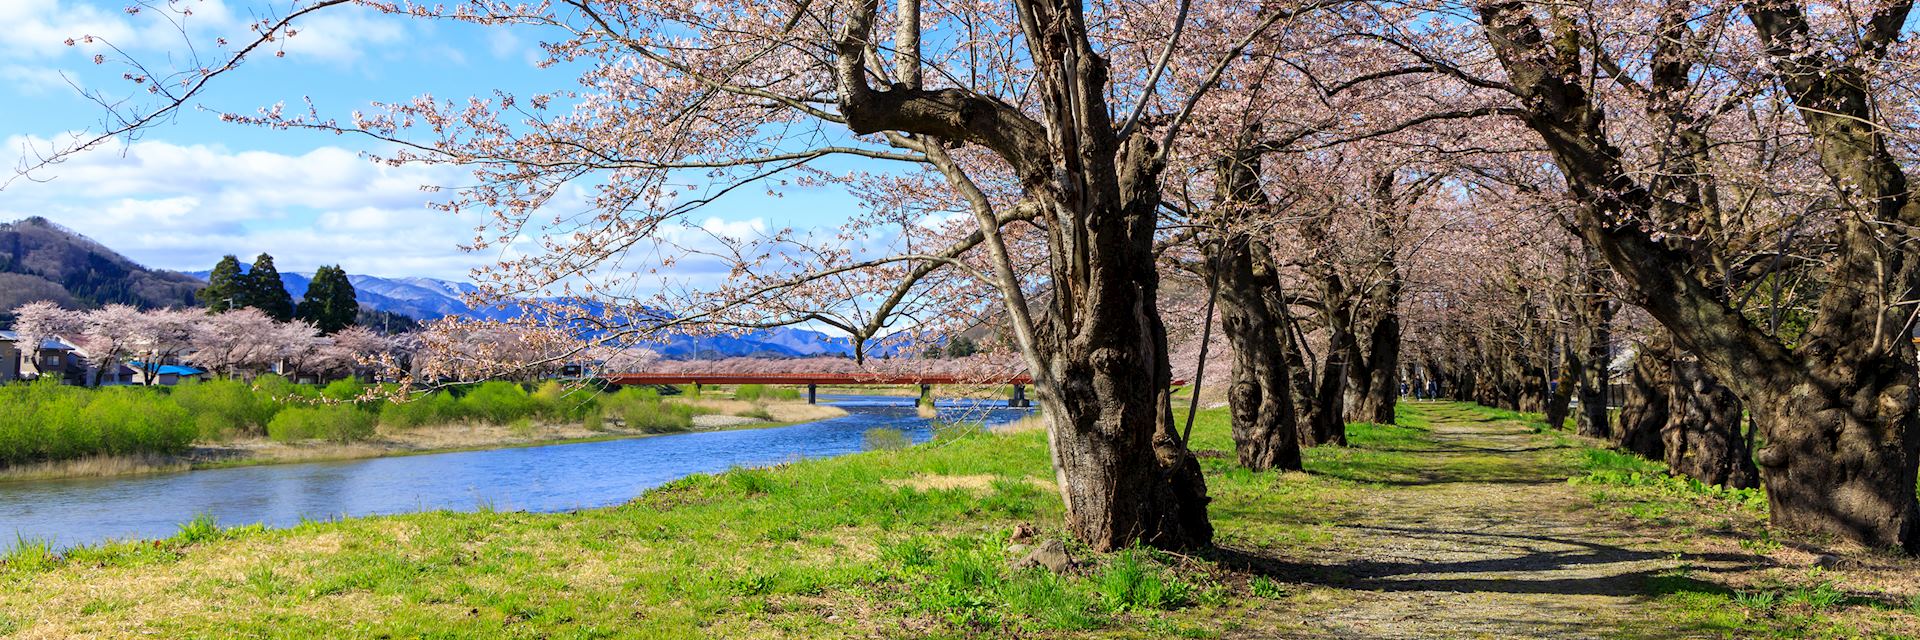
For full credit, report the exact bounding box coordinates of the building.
[0,331,87,385]
[124,361,209,386]
[0,331,19,382]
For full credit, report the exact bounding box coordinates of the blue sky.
[0,0,876,282]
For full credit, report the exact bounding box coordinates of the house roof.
[125,361,207,376]
[0,331,78,351]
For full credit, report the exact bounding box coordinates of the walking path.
[1225,403,1762,639]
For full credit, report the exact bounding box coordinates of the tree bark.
[1203,137,1303,472]
[1346,303,1402,425]
[1663,359,1761,489]
[1306,340,1349,447]
[1617,343,1670,461]
[1545,340,1576,430]
[1211,240,1304,472]
[1575,293,1614,438]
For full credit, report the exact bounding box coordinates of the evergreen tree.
[297,265,359,334]
[198,255,249,313]
[945,335,978,358]
[244,253,295,321]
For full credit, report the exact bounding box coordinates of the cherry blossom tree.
[10,302,81,380]
[80,305,144,386]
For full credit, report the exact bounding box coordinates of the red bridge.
[601,372,1036,407]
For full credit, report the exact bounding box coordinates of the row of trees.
[200,254,360,334]
[10,301,393,385]
[46,0,1920,553]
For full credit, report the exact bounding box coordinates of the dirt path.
[1234,404,1728,639]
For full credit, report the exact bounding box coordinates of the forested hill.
[0,217,201,323]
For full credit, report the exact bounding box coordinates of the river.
[0,395,1034,550]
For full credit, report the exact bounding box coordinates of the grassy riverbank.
[0,379,845,482]
[4,402,1916,638]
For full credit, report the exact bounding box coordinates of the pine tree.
[198,255,249,313]
[297,265,359,334]
[245,254,296,321]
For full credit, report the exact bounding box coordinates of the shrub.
[320,378,369,403]
[84,388,195,456]
[251,374,313,403]
[459,381,535,425]
[172,378,280,438]
[379,392,460,429]
[532,380,600,421]
[734,384,802,402]
[267,405,377,443]
[621,400,696,433]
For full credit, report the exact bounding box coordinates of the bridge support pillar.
[807,383,818,405]
[1010,384,1031,408]
[918,383,933,408]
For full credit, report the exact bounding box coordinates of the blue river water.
[0,395,1033,550]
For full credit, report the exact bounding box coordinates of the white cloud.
[0,135,486,279]
[0,0,402,66]
[0,65,74,95]
[278,10,406,64]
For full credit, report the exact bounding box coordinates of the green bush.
[379,392,461,429]
[80,387,196,456]
[621,400,696,433]
[734,384,801,402]
[0,380,198,464]
[172,378,280,438]
[459,381,535,425]
[251,374,313,402]
[267,405,377,443]
[320,378,368,403]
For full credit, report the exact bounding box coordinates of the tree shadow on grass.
[1205,525,1758,598]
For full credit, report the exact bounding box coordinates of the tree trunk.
[1211,241,1303,471]
[1662,359,1760,489]
[833,0,1212,551]
[1545,343,1576,430]
[1575,298,1613,438]
[1616,343,1670,460]
[1304,343,1349,447]
[1347,308,1401,425]
[1038,182,1213,550]
[1203,135,1303,472]
[1752,359,1920,550]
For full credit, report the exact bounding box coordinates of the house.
[0,331,87,385]
[124,361,209,386]
[0,332,18,382]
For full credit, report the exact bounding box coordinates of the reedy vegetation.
[0,377,719,467]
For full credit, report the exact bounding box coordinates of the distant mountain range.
[0,216,877,359]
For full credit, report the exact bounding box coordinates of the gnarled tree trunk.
[1663,359,1760,489]
[1204,139,1302,472]
[1616,343,1669,461]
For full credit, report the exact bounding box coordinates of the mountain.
[0,217,878,359]
[0,217,202,323]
